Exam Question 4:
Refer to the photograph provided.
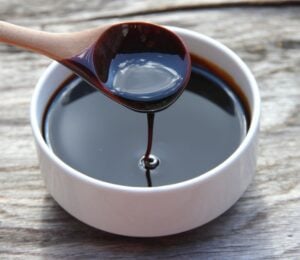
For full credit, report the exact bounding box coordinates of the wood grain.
[1,0,299,26]
[0,1,300,259]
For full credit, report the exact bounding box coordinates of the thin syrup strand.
[144,112,154,159]
[145,169,152,187]
[144,112,155,187]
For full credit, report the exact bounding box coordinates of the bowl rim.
[30,26,260,194]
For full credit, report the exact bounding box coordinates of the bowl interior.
[31,27,260,190]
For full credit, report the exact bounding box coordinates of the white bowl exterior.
[31,28,260,237]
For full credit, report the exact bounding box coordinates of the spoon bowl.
[61,22,191,112]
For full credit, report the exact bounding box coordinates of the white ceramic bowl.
[30,26,260,237]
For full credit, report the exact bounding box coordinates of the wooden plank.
[0,0,299,25]
[0,2,300,259]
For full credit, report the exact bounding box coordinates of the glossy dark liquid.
[43,56,249,187]
[61,23,190,112]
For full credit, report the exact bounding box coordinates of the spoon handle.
[0,21,106,60]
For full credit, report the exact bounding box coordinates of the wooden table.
[1,1,299,258]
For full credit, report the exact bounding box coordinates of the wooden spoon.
[0,21,108,60]
[0,21,191,112]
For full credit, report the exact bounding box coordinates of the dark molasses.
[43,55,249,187]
